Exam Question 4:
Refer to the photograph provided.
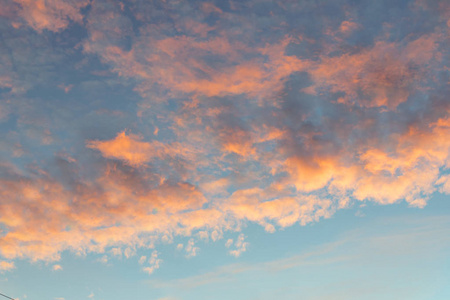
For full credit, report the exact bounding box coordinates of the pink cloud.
[13,0,89,32]
[306,33,442,109]
[0,110,448,265]
[0,1,449,267]
[87,131,154,166]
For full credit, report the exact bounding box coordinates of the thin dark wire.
[0,292,15,300]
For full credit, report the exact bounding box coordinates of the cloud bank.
[0,0,449,265]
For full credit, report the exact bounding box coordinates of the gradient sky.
[0,0,449,299]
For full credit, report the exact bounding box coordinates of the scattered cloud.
[143,250,162,275]
[185,239,199,258]
[0,0,448,276]
[228,234,249,257]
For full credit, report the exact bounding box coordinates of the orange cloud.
[284,157,336,192]
[85,31,307,101]
[1,109,449,262]
[222,188,333,228]
[353,113,450,206]
[87,131,200,168]
[339,20,359,34]
[87,131,154,166]
[1,2,449,267]
[306,33,441,109]
[201,3,223,14]
[13,0,89,32]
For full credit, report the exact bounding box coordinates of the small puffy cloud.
[197,231,209,241]
[437,175,450,194]
[185,239,199,258]
[124,247,135,259]
[143,250,162,275]
[229,234,249,258]
[52,264,62,271]
[211,230,223,242]
[110,248,122,257]
[225,239,233,248]
[0,260,15,271]
[138,256,147,265]
[98,256,108,264]
[264,224,276,233]
[338,20,360,34]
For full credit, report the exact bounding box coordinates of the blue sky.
[0,0,449,299]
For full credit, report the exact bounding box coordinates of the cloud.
[1,110,449,261]
[228,234,249,257]
[97,256,108,264]
[0,0,449,272]
[83,8,308,101]
[185,239,199,258]
[13,0,89,32]
[338,20,360,34]
[52,264,62,271]
[225,239,233,248]
[306,33,442,109]
[139,256,147,265]
[86,131,154,166]
[0,260,15,271]
[436,175,450,194]
[87,131,201,168]
[143,250,162,275]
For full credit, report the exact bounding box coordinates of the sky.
[0,0,449,299]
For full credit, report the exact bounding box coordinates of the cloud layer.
[0,0,449,265]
